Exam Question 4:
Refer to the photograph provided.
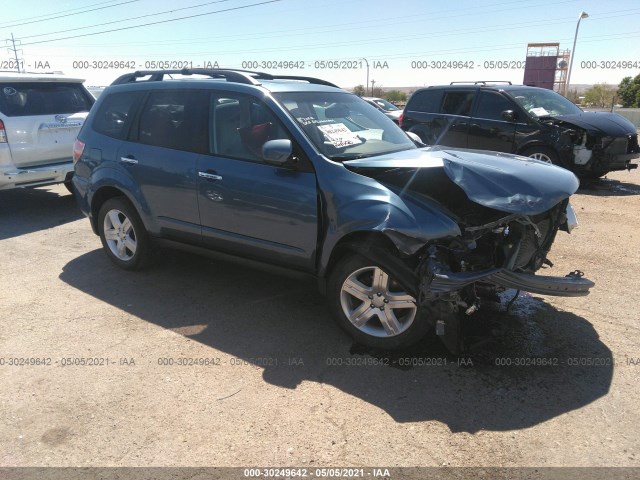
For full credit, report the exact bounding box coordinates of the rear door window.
[93,91,145,140]
[441,91,475,116]
[135,90,209,153]
[0,82,93,117]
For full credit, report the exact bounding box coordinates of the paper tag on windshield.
[530,107,549,117]
[317,123,362,148]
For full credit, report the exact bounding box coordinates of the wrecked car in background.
[73,69,594,353]
[400,82,639,179]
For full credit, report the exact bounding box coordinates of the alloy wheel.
[528,152,553,163]
[102,208,137,261]
[339,266,417,338]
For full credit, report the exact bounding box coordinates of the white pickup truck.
[0,72,94,191]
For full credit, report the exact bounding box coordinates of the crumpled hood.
[552,112,637,136]
[344,147,579,216]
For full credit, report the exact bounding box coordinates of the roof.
[416,83,550,93]
[0,71,86,83]
[108,69,344,94]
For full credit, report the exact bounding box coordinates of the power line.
[53,9,639,61]
[1,0,141,29]
[0,0,116,26]
[20,0,236,40]
[19,0,282,47]
[15,0,550,45]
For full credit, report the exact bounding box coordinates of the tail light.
[0,120,7,143]
[73,139,85,164]
[398,113,404,128]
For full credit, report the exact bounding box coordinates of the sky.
[2,0,639,89]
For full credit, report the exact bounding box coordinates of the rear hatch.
[0,80,94,168]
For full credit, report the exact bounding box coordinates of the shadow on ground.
[60,248,613,433]
[578,176,640,197]
[0,187,81,240]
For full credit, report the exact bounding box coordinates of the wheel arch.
[319,231,419,297]
[90,186,145,235]
[517,143,559,157]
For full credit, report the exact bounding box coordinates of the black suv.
[73,69,593,352]
[400,82,639,178]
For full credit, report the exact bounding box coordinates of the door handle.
[198,171,222,181]
[119,156,138,165]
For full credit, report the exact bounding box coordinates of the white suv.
[0,72,94,191]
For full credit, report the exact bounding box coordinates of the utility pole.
[6,33,22,72]
[361,58,369,95]
[370,79,375,97]
[565,11,589,96]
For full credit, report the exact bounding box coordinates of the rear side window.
[0,82,93,117]
[474,91,515,121]
[441,91,474,116]
[407,89,442,113]
[136,90,208,153]
[93,91,144,140]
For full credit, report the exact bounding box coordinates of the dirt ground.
[0,169,639,470]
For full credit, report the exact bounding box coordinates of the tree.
[352,85,365,97]
[617,75,640,107]
[565,88,579,104]
[384,90,407,103]
[371,85,384,98]
[583,83,618,108]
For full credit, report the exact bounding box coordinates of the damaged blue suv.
[72,69,593,352]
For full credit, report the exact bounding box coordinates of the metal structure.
[524,43,568,92]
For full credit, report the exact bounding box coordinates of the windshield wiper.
[329,153,369,161]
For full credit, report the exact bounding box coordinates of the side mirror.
[405,131,426,146]
[262,139,292,165]
[501,110,517,122]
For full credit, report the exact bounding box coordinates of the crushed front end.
[344,148,595,353]
[550,114,640,177]
[413,200,593,351]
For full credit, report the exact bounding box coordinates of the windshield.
[371,98,399,111]
[508,88,582,117]
[274,91,415,160]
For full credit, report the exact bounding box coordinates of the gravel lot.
[1,170,639,470]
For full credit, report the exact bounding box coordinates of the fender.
[89,164,160,235]
[314,160,460,277]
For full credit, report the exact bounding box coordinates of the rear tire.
[64,180,75,195]
[97,197,152,270]
[327,254,430,350]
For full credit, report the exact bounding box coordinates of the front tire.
[520,146,565,167]
[97,197,152,270]
[327,254,430,350]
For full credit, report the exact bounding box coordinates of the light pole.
[361,58,370,95]
[565,11,588,98]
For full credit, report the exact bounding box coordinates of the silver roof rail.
[111,68,338,87]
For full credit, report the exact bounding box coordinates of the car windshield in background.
[274,92,416,160]
[0,82,93,117]
[373,98,400,111]
[508,88,583,118]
